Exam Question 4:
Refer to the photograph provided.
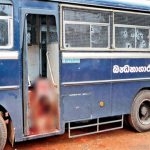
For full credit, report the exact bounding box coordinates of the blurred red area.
[28,78,59,135]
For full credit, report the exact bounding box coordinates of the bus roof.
[46,0,150,12]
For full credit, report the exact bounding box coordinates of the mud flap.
[7,120,15,147]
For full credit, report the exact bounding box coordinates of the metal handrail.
[46,51,56,86]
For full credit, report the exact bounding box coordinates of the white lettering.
[113,64,150,74]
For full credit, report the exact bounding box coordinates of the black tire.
[0,115,7,150]
[128,90,150,132]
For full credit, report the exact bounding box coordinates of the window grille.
[62,5,150,51]
[114,12,150,49]
[63,7,110,49]
[0,4,13,48]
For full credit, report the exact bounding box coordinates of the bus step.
[68,115,124,138]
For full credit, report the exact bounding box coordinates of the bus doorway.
[23,14,60,136]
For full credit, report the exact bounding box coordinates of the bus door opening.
[24,14,59,136]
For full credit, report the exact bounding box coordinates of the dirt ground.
[4,126,150,150]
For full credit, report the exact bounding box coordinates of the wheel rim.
[0,115,7,150]
[138,99,150,125]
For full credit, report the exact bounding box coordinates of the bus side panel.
[61,57,150,121]
[111,58,150,116]
[0,89,23,141]
[112,81,150,116]
[0,59,23,141]
[62,87,93,121]
[61,58,112,121]
[61,84,111,121]
[0,60,19,86]
[61,59,111,82]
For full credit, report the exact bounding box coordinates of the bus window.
[0,4,13,48]
[114,12,150,49]
[62,7,110,49]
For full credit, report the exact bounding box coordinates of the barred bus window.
[0,4,12,16]
[114,12,150,49]
[115,27,135,48]
[91,25,108,48]
[64,8,110,23]
[47,15,58,43]
[27,15,37,45]
[0,20,8,46]
[63,7,110,49]
[114,12,150,26]
[0,4,13,48]
[65,24,90,47]
[136,28,149,48]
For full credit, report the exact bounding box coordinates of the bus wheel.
[129,90,150,132]
[0,114,7,150]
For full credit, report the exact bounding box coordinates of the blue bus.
[1,0,150,149]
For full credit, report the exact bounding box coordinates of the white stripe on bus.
[62,77,150,86]
[62,52,150,59]
[0,51,19,60]
[0,85,19,90]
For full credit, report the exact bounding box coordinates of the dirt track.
[4,127,150,150]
